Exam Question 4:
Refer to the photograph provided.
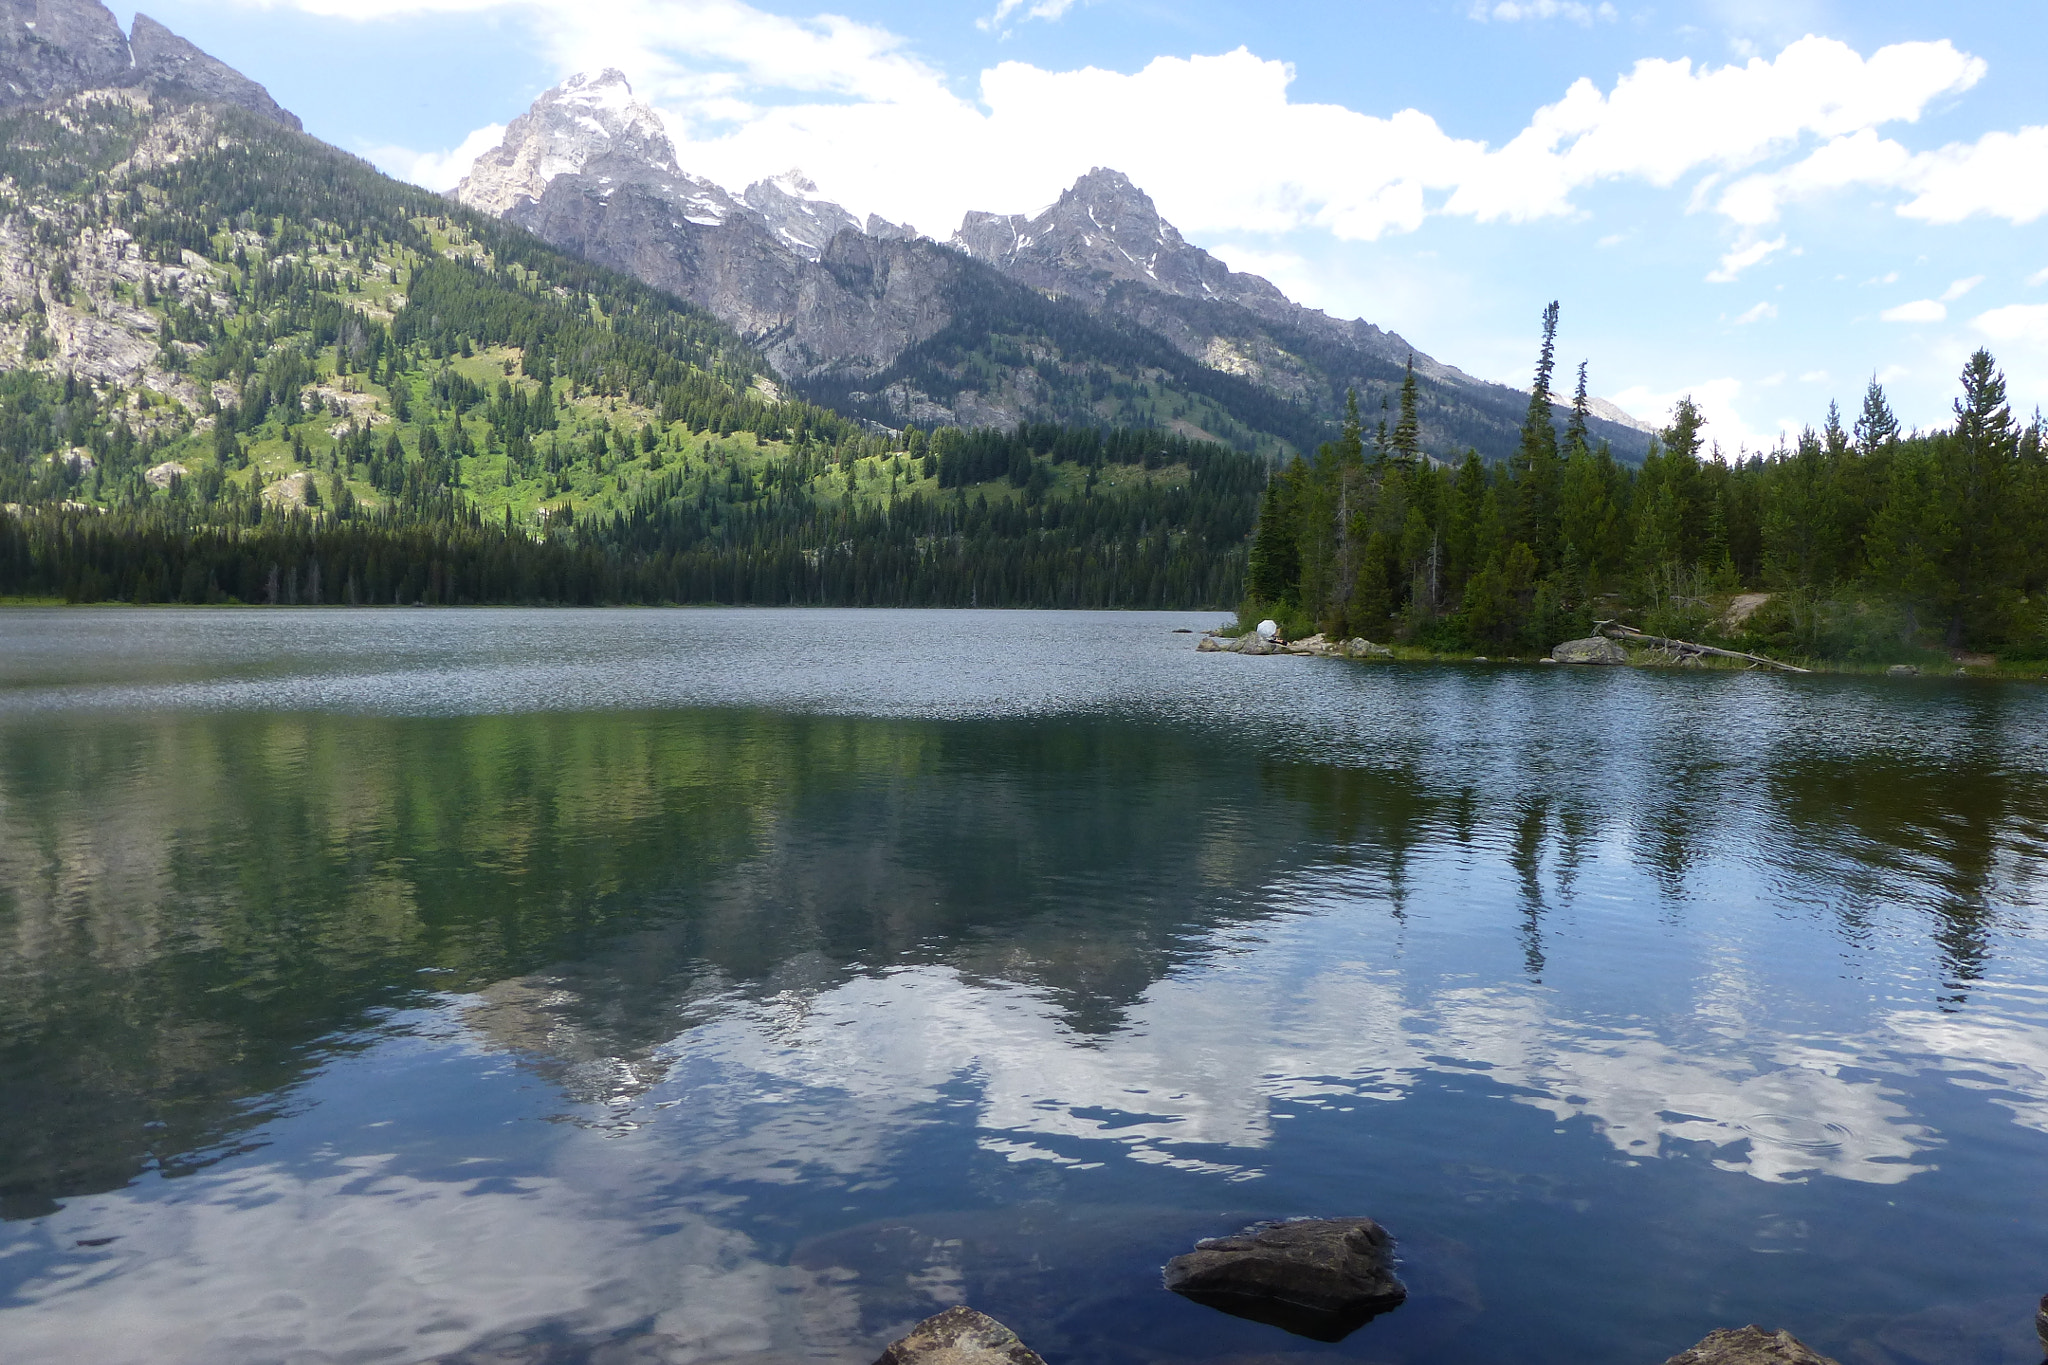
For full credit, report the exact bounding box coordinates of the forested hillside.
[1247,303,2048,664]
[0,89,1260,607]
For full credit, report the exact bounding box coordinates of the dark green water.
[3,608,2048,1365]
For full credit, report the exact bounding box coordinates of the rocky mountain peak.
[741,169,862,261]
[952,166,1288,315]
[129,14,300,130]
[2,0,128,105]
[456,68,724,219]
[0,0,296,126]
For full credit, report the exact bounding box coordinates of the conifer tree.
[1392,355,1422,464]
[1564,361,1590,456]
[1854,376,1901,453]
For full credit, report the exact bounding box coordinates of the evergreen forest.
[0,91,1260,609]
[1245,304,2048,665]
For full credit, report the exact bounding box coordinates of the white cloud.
[1469,0,1617,23]
[1719,123,2048,227]
[1733,301,1777,324]
[1940,275,1984,302]
[1974,303,2048,345]
[244,2,1994,261]
[1608,376,1793,450]
[1706,234,1786,283]
[363,122,506,192]
[2027,267,2048,288]
[1882,299,1947,323]
[1800,369,1829,382]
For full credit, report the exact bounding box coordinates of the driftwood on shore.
[1594,621,1811,674]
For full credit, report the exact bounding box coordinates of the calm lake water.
[3,608,2048,1365]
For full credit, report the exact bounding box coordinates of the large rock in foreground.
[1163,1217,1406,1342]
[1661,1326,1842,1365]
[872,1307,1046,1365]
[1553,636,1628,665]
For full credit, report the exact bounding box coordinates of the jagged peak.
[755,168,821,197]
[455,68,684,217]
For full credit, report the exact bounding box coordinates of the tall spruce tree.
[1564,361,1591,455]
[1515,302,1563,568]
[1392,355,1422,464]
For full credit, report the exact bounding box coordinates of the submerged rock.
[872,1307,1046,1365]
[1661,1326,1842,1365]
[1553,636,1628,665]
[2037,1292,2047,1353]
[1163,1217,1406,1342]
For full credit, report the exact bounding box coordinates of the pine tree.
[1564,361,1590,455]
[1392,355,1421,464]
[1854,376,1901,453]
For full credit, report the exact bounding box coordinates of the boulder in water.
[1552,636,1628,665]
[1162,1217,1406,1342]
[2036,1292,2047,1353]
[872,1307,1046,1365]
[1660,1326,1842,1365]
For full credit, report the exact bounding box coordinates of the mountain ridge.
[1,0,299,129]
[452,71,1653,462]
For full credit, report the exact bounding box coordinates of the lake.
[2,607,2047,1365]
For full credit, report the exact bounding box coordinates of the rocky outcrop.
[743,169,863,261]
[0,1,296,127]
[0,0,127,108]
[872,1307,1046,1365]
[1660,1326,1842,1365]
[2036,1292,2047,1353]
[1198,632,1390,658]
[1162,1217,1406,1341]
[1553,636,1628,664]
[510,174,972,391]
[128,14,299,130]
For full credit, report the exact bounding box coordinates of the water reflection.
[4,612,2048,1365]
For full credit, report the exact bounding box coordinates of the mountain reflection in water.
[2,608,2047,1365]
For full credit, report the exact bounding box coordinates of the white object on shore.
[1257,619,1278,641]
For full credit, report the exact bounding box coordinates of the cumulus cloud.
[1941,275,1984,302]
[1734,301,1777,324]
[232,2,1996,256]
[2030,267,2048,288]
[1719,124,2048,227]
[1882,299,1947,323]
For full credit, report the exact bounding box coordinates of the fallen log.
[1593,621,1811,674]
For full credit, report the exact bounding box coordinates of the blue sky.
[115,1,2048,447]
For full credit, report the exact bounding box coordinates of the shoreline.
[1197,629,2048,681]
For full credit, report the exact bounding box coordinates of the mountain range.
[0,4,1649,469]
[454,69,1653,462]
